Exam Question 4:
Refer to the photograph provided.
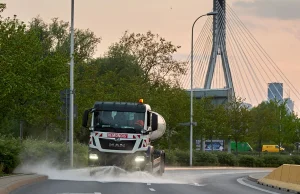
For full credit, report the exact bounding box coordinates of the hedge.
[0,138,88,174]
[216,152,237,166]
[0,137,22,174]
[19,139,88,168]
[165,150,300,167]
[194,152,218,166]
[2,137,300,175]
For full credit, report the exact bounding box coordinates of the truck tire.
[157,162,163,176]
[148,155,154,173]
[90,170,96,176]
[157,152,165,176]
[145,161,153,173]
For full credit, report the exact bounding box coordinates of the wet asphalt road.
[11,168,290,194]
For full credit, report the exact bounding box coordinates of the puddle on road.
[14,162,270,185]
[14,163,186,184]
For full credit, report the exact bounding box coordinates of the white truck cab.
[82,99,166,175]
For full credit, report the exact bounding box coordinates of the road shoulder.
[0,174,48,194]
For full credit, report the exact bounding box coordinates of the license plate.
[107,133,128,138]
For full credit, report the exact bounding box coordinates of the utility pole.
[190,11,217,166]
[69,0,75,168]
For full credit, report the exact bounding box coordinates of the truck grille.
[99,139,136,150]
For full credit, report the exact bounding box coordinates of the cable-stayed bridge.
[180,0,299,113]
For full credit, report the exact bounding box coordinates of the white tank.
[150,112,166,140]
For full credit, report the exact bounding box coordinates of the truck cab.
[82,99,166,175]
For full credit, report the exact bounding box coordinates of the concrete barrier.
[258,164,300,192]
[0,174,48,194]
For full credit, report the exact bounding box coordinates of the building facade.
[268,82,283,101]
[284,97,294,114]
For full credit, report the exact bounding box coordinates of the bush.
[165,150,178,166]
[193,151,218,166]
[164,150,299,167]
[261,155,294,167]
[20,139,88,168]
[174,150,189,166]
[291,155,300,165]
[216,152,237,166]
[238,155,256,167]
[0,136,22,174]
[0,163,4,175]
[254,157,265,167]
[280,156,295,165]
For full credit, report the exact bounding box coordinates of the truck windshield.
[93,111,145,133]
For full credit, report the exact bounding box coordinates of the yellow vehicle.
[262,145,285,152]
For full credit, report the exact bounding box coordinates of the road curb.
[165,166,274,171]
[247,175,259,182]
[0,175,48,194]
[257,178,300,193]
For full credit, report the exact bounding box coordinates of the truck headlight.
[135,156,145,162]
[89,154,98,160]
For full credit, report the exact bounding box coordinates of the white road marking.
[57,193,101,194]
[237,178,281,194]
[149,188,156,192]
[192,183,207,187]
[147,183,151,185]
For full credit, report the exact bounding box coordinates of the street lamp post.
[69,0,75,168]
[190,11,217,166]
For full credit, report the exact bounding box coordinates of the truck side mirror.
[82,109,90,128]
[151,113,158,131]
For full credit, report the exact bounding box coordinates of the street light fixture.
[190,11,217,167]
[207,11,218,16]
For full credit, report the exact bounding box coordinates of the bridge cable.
[198,33,214,88]
[193,19,214,88]
[181,17,212,89]
[216,3,254,100]
[227,3,300,100]
[222,4,268,101]
[226,3,300,112]
[216,3,255,103]
[226,4,297,112]
[217,3,264,104]
[225,5,289,107]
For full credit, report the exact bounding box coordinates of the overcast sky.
[2,0,300,109]
[234,0,300,20]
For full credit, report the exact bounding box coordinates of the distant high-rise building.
[284,98,294,114]
[268,82,283,101]
[242,102,253,110]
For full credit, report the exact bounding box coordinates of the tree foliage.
[1,6,300,156]
[114,31,187,85]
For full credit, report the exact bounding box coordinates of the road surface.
[11,167,289,194]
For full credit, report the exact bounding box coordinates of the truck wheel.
[157,163,163,176]
[89,169,96,176]
[145,163,153,173]
[145,154,154,174]
[157,153,165,176]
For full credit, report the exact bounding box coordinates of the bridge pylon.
[191,0,234,105]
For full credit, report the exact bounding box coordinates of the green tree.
[272,100,297,152]
[149,85,190,150]
[0,15,68,136]
[226,97,251,154]
[192,98,229,151]
[249,101,278,152]
[28,17,101,63]
[114,31,187,85]
[25,16,100,140]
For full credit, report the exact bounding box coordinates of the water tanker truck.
[82,99,166,176]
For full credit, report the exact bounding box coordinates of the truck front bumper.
[88,148,148,170]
